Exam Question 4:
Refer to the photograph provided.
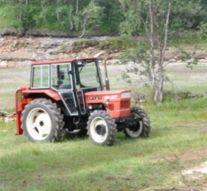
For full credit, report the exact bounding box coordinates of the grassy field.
[1,59,207,190]
[1,98,207,191]
[0,66,30,112]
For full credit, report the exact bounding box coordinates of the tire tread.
[87,110,117,146]
[22,98,64,142]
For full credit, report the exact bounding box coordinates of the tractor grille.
[120,100,130,109]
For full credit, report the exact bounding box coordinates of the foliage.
[170,0,207,31]
[96,0,124,34]
[0,0,206,36]
[199,22,207,39]
[120,42,150,78]
[120,0,173,104]
[80,0,104,37]
[15,3,37,32]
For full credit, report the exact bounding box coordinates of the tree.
[0,0,206,36]
[170,0,205,31]
[121,0,172,104]
[148,0,172,103]
[80,0,103,37]
[118,0,144,36]
[96,0,124,34]
[15,0,36,33]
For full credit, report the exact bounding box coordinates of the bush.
[16,4,37,33]
[163,90,203,102]
[199,22,207,39]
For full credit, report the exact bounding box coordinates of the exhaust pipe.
[94,52,111,90]
[104,58,110,90]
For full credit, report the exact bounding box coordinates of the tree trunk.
[148,0,156,87]
[152,0,172,104]
[153,67,164,104]
[76,0,79,14]
[159,0,172,67]
[80,15,89,38]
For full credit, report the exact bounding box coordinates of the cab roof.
[32,57,97,65]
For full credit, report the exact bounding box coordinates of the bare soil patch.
[176,121,207,133]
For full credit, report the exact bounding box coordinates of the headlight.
[121,92,131,99]
[103,96,110,101]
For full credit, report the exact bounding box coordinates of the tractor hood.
[85,90,131,104]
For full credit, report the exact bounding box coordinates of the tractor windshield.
[75,60,102,89]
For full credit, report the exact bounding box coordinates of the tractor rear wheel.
[87,110,116,146]
[22,98,64,142]
[125,107,150,138]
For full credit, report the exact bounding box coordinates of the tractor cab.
[16,57,150,145]
[30,58,103,116]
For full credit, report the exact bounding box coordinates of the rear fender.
[23,89,61,101]
[15,88,61,135]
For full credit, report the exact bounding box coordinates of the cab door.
[51,64,78,116]
[76,89,86,115]
[73,60,102,115]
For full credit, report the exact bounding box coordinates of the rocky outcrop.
[0,36,113,68]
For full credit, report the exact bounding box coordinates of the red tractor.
[16,58,150,145]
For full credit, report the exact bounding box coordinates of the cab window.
[76,61,101,88]
[51,64,72,89]
[32,65,49,88]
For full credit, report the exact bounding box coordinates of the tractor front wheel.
[22,98,64,142]
[87,110,116,146]
[125,107,150,138]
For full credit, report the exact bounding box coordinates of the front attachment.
[16,87,30,135]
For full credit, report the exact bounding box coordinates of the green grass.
[171,31,207,47]
[0,67,30,112]
[1,98,207,191]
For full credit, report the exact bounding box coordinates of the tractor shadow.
[62,127,167,146]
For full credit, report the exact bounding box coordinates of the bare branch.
[160,0,172,67]
[149,0,156,86]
